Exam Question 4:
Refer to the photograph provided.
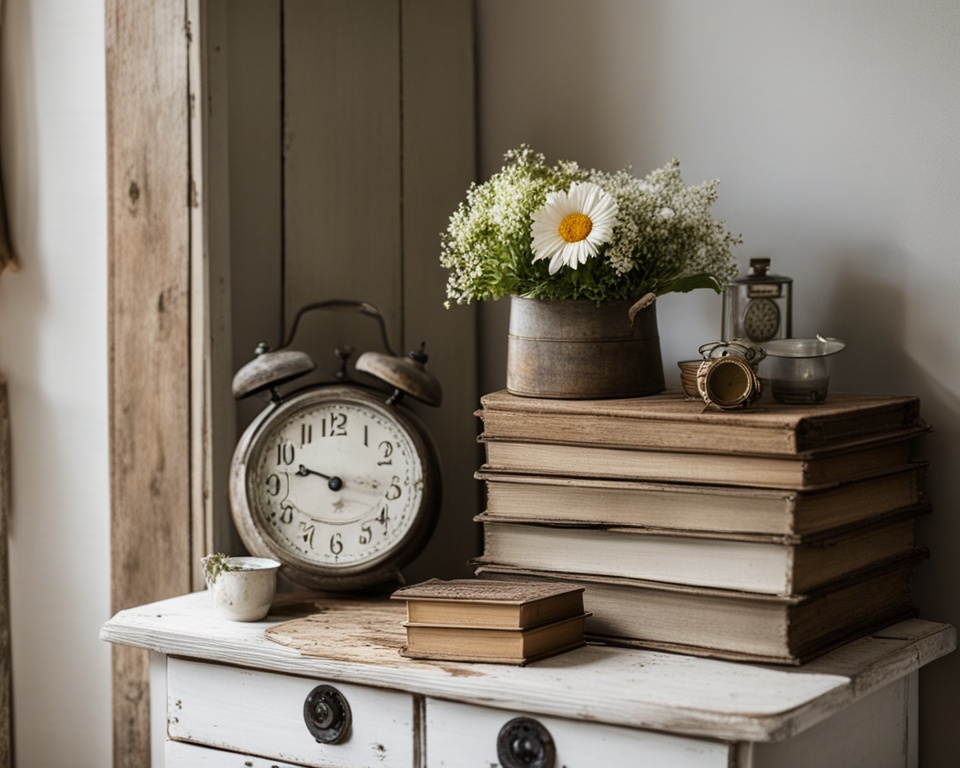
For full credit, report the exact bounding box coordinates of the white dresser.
[101,591,954,767]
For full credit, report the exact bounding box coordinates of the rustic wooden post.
[0,0,16,753]
[0,2,17,740]
[106,1,194,765]
[0,375,12,768]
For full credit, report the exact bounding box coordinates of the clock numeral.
[265,473,282,497]
[329,532,343,556]
[363,425,369,447]
[276,441,296,466]
[321,412,348,438]
[377,503,391,531]
[377,440,394,466]
[300,522,316,548]
[301,423,313,446]
[359,524,373,546]
[279,503,294,525]
[385,476,402,501]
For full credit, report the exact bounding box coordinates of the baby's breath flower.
[440,146,741,305]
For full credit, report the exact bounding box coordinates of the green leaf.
[202,553,238,586]
[658,273,724,295]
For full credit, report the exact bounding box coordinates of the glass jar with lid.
[721,258,792,343]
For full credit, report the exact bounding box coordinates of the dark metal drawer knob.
[303,684,352,744]
[497,716,556,768]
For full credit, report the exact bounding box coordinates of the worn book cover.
[399,612,589,665]
[474,512,922,595]
[475,552,923,665]
[480,431,924,490]
[476,466,926,538]
[478,389,925,456]
[391,578,584,629]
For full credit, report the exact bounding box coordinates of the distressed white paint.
[155,666,923,767]
[425,698,729,767]
[167,657,415,767]
[747,675,914,768]
[101,591,955,751]
[150,653,168,768]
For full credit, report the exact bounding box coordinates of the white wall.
[0,0,111,765]
[476,0,960,764]
[0,0,957,765]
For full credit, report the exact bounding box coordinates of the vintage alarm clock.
[228,300,442,592]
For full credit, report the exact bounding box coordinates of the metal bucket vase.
[506,295,665,399]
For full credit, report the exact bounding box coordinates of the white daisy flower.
[530,181,619,274]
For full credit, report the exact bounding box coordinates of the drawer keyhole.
[303,684,352,744]
[497,717,555,768]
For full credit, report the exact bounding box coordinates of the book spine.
[479,521,793,594]
[475,556,921,664]
[481,439,915,490]
[479,394,923,455]
[480,410,798,455]
[478,515,920,595]
[479,474,795,534]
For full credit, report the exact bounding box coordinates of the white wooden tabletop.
[100,590,954,744]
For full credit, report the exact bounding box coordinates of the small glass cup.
[760,337,845,405]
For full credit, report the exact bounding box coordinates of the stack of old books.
[472,389,931,664]
[391,578,588,665]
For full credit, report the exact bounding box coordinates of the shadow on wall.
[826,250,960,763]
[476,0,666,175]
[824,250,909,395]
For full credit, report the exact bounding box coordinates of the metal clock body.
[228,300,443,592]
[230,383,440,591]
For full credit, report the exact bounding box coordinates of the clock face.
[743,298,781,342]
[230,385,438,589]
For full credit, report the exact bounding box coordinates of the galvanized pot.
[506,294,665,399]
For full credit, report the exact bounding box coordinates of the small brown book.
[399,613,589,665]
[392,579,588,665]
[392,578,585,629]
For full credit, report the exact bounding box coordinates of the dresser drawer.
[424,697,730,767]
[167,658,416,767]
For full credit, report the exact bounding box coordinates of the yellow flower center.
[558,213,593,243]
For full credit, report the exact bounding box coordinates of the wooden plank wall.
[223,0,284,437]
[106,1,193,765]
[191,0,243,577]
[397,0,480,583]
[224,0,479,585]
[283,0,404,358]
[107,2,476,764]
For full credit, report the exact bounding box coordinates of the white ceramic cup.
[204,556,281,622]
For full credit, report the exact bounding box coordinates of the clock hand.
[296,465,344,492]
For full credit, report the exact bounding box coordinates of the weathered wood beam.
[106,1,194,765]
[1,375,13,768]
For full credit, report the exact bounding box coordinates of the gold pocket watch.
[229,301,442,592]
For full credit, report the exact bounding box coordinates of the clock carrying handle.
[282,299,397,358]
